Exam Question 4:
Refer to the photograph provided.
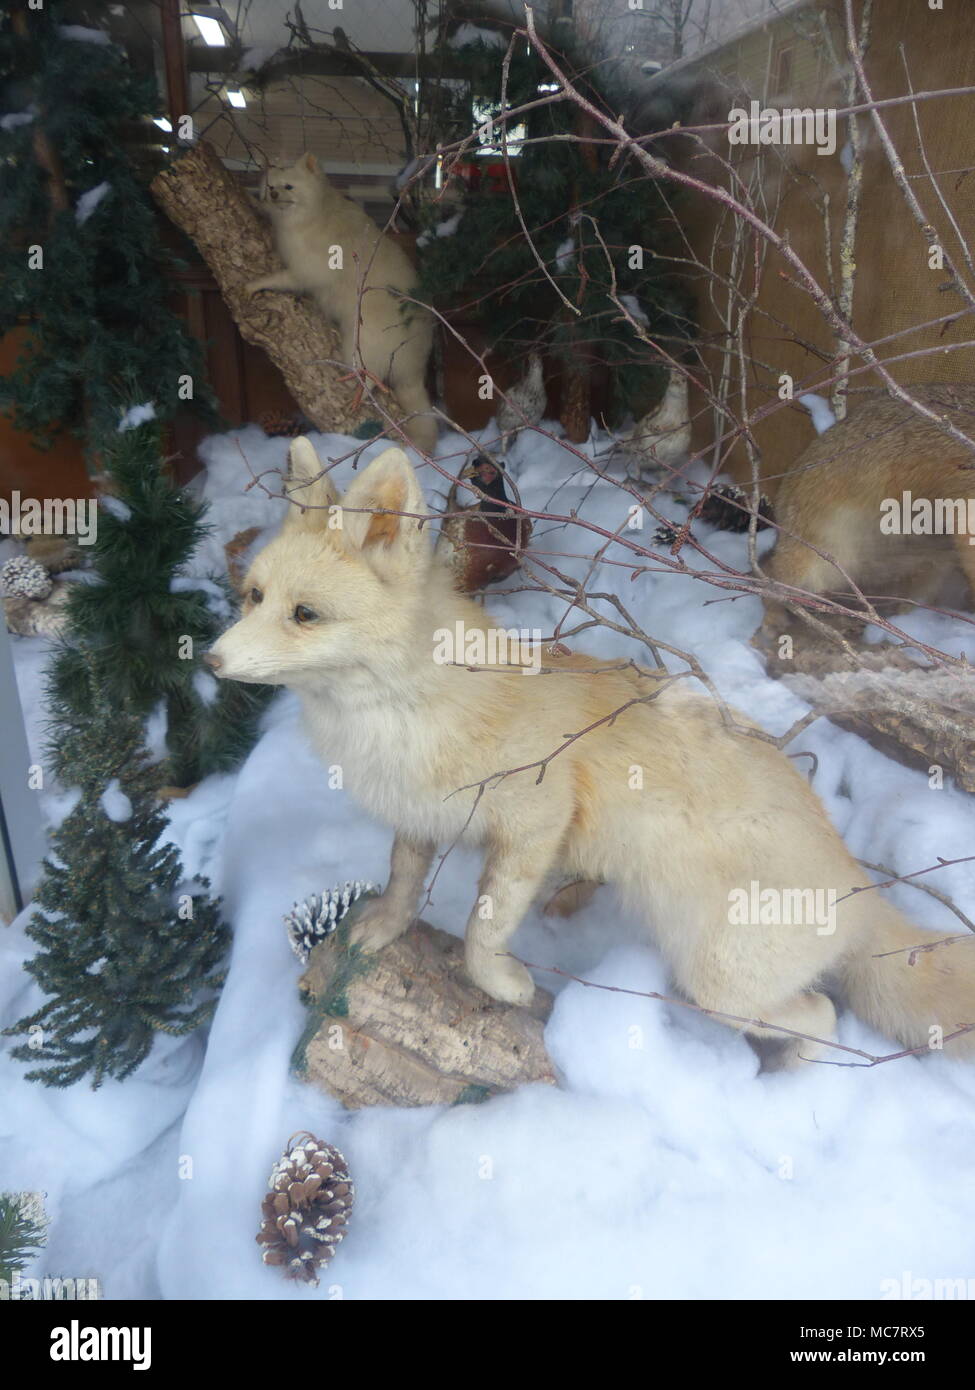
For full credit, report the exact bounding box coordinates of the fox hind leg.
[692,981,839,1070]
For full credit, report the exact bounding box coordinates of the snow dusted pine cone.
[0,555,53,600]
[284,881,379,964]
[256,1134,354,1284]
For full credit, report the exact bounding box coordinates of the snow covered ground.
[2,420,975,1301]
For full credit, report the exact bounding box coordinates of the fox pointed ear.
[283,437,340,530]
[303,152,319,174]
[339,447,429,573]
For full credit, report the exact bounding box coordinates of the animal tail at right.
[839,904,975,1058]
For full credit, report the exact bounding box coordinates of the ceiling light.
[189,7,233,46]
[226,90,246,108]
[153,116,173,132]
[192,15,225,45]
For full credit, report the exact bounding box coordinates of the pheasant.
[436,454,531,592]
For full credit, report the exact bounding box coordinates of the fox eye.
[282,183,293,191]
[294,604,318,624]
[250,587,263,604]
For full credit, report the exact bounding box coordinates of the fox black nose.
[269,188,279,200]
[202,651,222,672]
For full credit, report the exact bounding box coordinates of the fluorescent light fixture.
[226,89,246,108]
[191,12,228,45]
[153,116,173,132]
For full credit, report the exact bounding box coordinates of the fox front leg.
[348,833,435,954]
[465,838,563,1006]
[246,268,304,296]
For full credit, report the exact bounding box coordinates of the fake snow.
[99,779,132,823]
[99,494,132,523]
[2,419,975,1300]
[395,155,424,191]
[797,392,837,435]
[619,293,649,326]
[57,24,113,45]
[144,701,169,765]
[0,109,35,132]
[191,668,219,708]
[415,213,462,249]
[554,236,575,273]
[75,182,111,225]
[117,402,156,433]
[169,574,232,620]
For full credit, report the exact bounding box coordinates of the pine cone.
[284,882,379,964]
[256,1134,354,1284]
[698,484,772,532]
[653,485,773,546]
[260,411,307,438]
[0,555,53,600]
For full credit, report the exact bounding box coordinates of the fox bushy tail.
[840,905,975,1058]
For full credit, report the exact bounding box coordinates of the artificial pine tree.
[0,1191,47,1282]
[0,0,215,444]
[48,419,271,787]
[3,673,229,1089]
[417,36,692,432]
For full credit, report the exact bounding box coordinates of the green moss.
[453,1084,493,1107]
[290,895,382,1076]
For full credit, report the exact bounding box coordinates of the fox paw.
[348,900,410,954]
[466,949,535,1007]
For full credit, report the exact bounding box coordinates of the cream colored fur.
[247,153,436,453]
[207,438,975,1069]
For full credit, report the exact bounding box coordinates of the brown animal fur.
[762,385,975,640]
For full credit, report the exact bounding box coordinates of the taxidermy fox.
[205,438,975,1069]
[248,153,437,453]
[762,384,975,640]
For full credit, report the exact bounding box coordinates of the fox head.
[257,152,331,217]
[205,438,432,689]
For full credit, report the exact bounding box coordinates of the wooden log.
[765,636,975,794]
[293,912,557,1109]
[150,141,370,437]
